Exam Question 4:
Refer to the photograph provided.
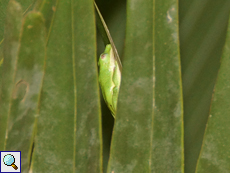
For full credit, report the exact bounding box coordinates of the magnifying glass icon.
[3,154,18,170]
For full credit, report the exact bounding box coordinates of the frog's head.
[98,44,114,67]
[103,44,112,55]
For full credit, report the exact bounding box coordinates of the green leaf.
[0,2,46,171]
[0,0,23,151]
[107,0,183,172]
[107,0,154,172]
[0,0,38,79]
[0,0,12,41]
[179,1,230,172]
[31,0,102,172]
[31,1,74,172]
[34,0,58,36]
[0,0,36,42]
[73,0,102,172]
[6,11,45,172]
[153,0,184,172]
[196,15,230,173]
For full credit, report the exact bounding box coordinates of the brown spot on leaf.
[52,6,56,12]
[27,25,33,29]
[12,80,29,102]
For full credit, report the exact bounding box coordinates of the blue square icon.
[0,151,21,173]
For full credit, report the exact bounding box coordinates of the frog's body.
[98,44,121,117]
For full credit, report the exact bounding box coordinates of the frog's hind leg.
[112,62,121,115]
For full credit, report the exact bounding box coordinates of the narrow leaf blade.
[73,0,103,172]
[107,0,154,172]
[196,15,230,173]
[152,0,184,172]
[31,1,75,172]
[0,0,23,151]
[2,10,46,172]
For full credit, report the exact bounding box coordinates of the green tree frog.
[98,44,121,118]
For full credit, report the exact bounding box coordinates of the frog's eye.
[101,53,107,59]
